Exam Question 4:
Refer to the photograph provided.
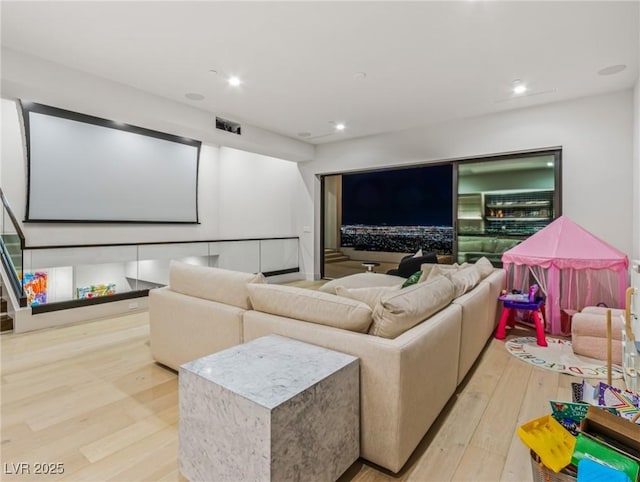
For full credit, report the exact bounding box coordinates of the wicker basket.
[530,450,577,482]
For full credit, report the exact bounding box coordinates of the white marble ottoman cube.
[179,334,360,482]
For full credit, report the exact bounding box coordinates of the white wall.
[634,75,640,260]
[216,147,300,239]
[302,90,634,278]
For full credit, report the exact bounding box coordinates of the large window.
[321,149,561,278]
[340,164,453,254]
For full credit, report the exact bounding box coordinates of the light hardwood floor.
[0,313,622,481]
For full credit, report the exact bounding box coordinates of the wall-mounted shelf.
[486,217,551,221]
[486,201,550,209]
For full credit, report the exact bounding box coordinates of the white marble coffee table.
[179,334,360,482]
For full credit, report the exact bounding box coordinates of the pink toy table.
[495,292,547,347]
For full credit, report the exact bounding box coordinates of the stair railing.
[0,188,27,307]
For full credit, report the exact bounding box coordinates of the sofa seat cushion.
[369,274,455,339]
[169,260,265,310]
[248,283,373,333]
[319,273,405,295]
[335,285,402,310]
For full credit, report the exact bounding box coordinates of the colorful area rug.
[505,336,623,379]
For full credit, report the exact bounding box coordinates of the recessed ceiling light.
[335,123,346,131]
[228,76,242,87]
[597,64,627,76]
[185,92,205,101]
[512,80,527,95]
[546,162,554,167]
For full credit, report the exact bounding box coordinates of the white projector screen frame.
[21,101,201,223]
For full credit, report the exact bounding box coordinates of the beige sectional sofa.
[150,260,505,473]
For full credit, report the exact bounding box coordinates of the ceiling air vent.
[215,117,241,135]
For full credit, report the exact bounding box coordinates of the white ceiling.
[1,1,638,145]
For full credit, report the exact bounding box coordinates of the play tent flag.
[502,216,629,335]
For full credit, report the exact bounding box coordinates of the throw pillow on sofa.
[369,274,455,339]
[169,260,266,310]
[335,285,401,310]
[402,270,423,288]
[247,283,373,333]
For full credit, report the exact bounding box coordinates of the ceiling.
[1,1,638,145]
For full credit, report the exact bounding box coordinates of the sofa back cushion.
[427,264,481,298]
[495,238,519,252]
[335,285,401,310]
[452,265,481,297]
[458,239,483,252]
[247,284,373,333]
[474,256,494,279]
[319,272,404,295]
[169,261,265,310]
[369,274,455,339]
[420,262,459,281]
[481,238,498,253]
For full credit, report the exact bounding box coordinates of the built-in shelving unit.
[484,191,554,235]
[457,190,555,236]
[457,193,484,234]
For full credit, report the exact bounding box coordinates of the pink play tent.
[501,216,628,335]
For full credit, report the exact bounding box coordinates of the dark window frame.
[319,147,562,277]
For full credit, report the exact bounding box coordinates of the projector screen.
[21,101,201,223]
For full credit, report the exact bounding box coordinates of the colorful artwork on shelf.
[22,271,48,306]
[76,283,117,300]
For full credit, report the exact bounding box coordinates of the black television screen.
[21,101,201,223]
[341,164,453,253]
